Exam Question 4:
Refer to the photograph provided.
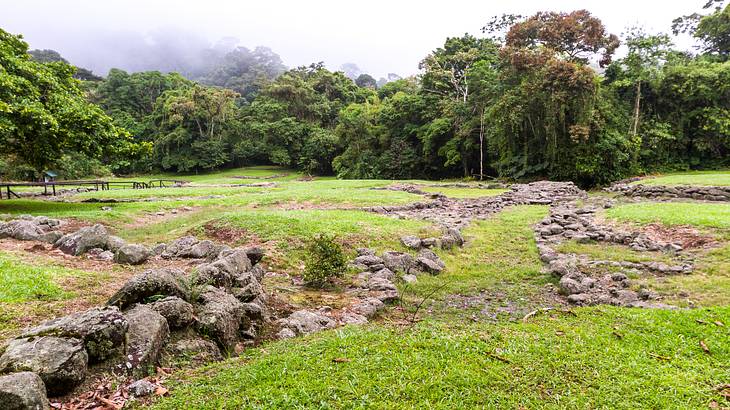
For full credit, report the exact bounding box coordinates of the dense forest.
[1,3,728,186]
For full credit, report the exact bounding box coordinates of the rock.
[400,235,422,249]
[243,246,265,265]
[21,306,128,362]
[350,298,384,318]
[0,337,88,396]
[0,372,50,410]
[54,224,110,256]
[445,228,464,246]
[567,293,591,305]
[166,337,222,363]
[340,313,368,325]
[558,276,585,295]
[0,219,44,241]
[38,231,63,244]
[353,255,384,266]
[381,251,415,273]
[149,296,195,329]
[194,287,247,352]
[402,274,418,284]
[367,277,397,292]
[416,257,443,275]
[162,236,199,258]
[97,250,114,261]
[107,268,188,309]
[106,236,126,252]
[152,243,167,255]
[615,290,639,306]
[356,248,375,256]
[128,379,155,397]
[371,268,395,281]
[124,305,169,376]
[277,328,296,339]
[421,237,438,248]
[278,310,336,337]
[114,244,152,265]
[548,258,576,277]
[188,240,217,259]
[548,224,564,235]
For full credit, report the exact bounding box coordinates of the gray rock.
[278,310,336,336]
[166,337,222,362]
[558,276,584,295]
[356,248,375,256]
[567,293,591,305]
[188,240,217,259]
[353,254,384,266]
[38,231,63,244]
[400,235,422,249]
[421,237,439,248]
[367,277,397,292]
[381,251,415,273]
[128,379,155,397]
[152,243,167,255]
[106,235,127,252]
[97,250,114,261]
[0,372,50,410]
[194,287,247,352]
[0,337,88,396]
[114,244,152,265]
[350,297,384,318]
[21,306,128,362]
[54,224,110,256]
[340,313,368,325]
[107,268,188,309]
[277,328,296,339]
[163,236,199,258]
[0,219,44,241]
[124,305,169,376]
[243,246,265,265]
[402,274,418,284]
[371,268,395,281]
[149,296,195,329]
[416,257,444,275]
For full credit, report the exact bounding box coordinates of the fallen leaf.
[696,319,708,325]
[332,357,351,363]
[555,330,565,336]
[708,400,718,409]
[612,331,624,339]
[714,321,724,327]
[649,352,671,361]
[155,386,169,396]
[700,340,711,354]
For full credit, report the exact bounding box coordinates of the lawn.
[634,171,730,186]
[151,306,730,409]
[0,252,68,303]
[604,202,730,229]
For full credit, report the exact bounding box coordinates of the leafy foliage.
[302,233,348,287]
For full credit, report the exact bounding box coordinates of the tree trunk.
[479,108,485,181]
[631,81,641,135]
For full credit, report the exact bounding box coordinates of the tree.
[201,46,286,101]
[355,73,377,88]
[0,29,128,176]
[673,1,730,60]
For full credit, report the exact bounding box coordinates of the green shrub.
[302,233,348,287]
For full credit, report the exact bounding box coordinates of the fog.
[1,0,701,79]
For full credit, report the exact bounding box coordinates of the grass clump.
[302,233,348,287]
[0,252,67,302]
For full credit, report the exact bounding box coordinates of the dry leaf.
[155,386,169,396]
[332,357,351,363]
[555,330,565,336]
[714,321,724,327]
[612,331,624,339]
[700,340,711,354]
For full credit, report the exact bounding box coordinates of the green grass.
[406,205,549,302]
[0,252,68,303]
[419,187,508,198]
[605,202,730,228]
[111,165,299,185]
[634,170,730,186]
[151,306,730,409]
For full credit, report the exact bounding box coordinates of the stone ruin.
[535,200,691,307]
[607,183,730,202]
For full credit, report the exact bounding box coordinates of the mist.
[1,0,701,79]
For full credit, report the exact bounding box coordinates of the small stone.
[114,244,152,265]
[400,235,422,249]
[128,379,155,397]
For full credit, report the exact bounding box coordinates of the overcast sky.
[1,0,704,78]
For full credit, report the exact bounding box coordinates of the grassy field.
[604,202,730,228]
[634,170,730,186]
[2,167,730,408]
[152,306,729,409]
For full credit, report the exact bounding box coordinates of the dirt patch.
[641,223,717,250]
[124,206,198,230]
[202,221,250,244]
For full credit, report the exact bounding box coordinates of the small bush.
[302,233,348,287]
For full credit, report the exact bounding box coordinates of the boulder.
[166,337,222,363]
[415,249,445,275]
[162,236,199,258]
[558,275,585,295]
[340,313,368,325]
[0,220,44,241]
[278,310,336,337]
[381,251,415,273]
[106,236,127,252]
[194,287,247,352]
[0,337,88,396]
[0,372,50,410]
[114,244,152,265]
[107,268,188,309]
[366,277,397,292]
[21,306,128,362]
[38,231,63,244]
[54,224,110,256]
[353,254,384,266]
[123,305,169,376]
[148,296,195,329]
[243,246,265,265]
[400,235,422,249]
[188,240,217,259]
